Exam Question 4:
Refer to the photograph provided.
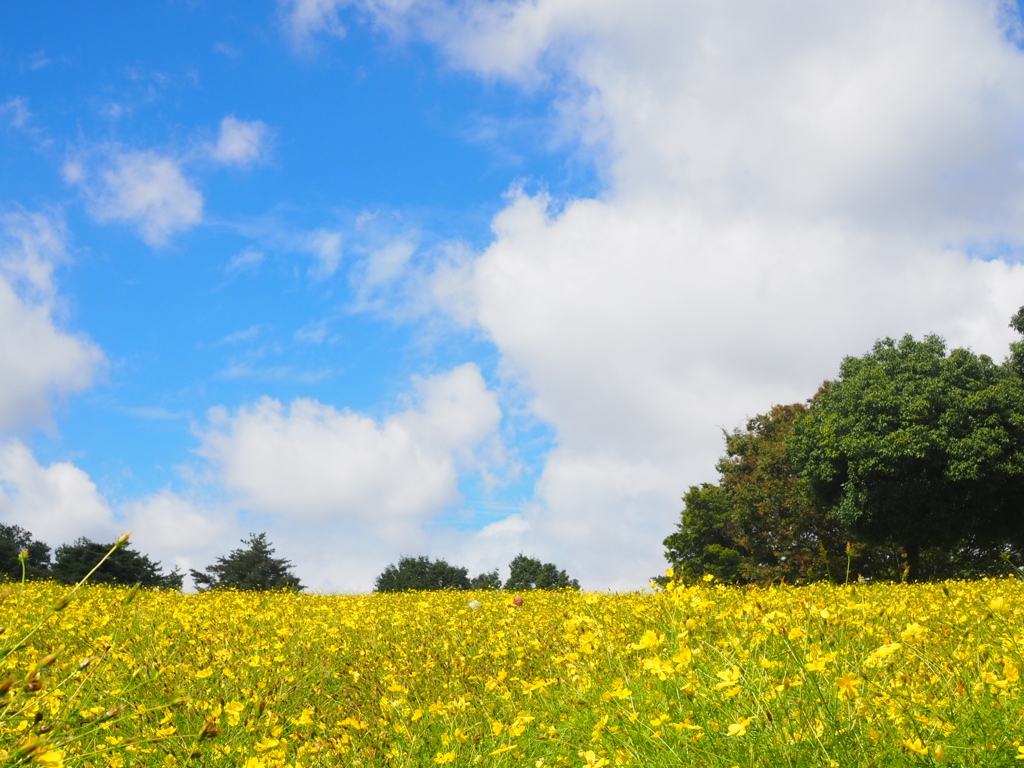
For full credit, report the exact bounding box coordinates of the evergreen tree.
[0,524,51,580]
[52,537,183,589]
[190,533,303,591]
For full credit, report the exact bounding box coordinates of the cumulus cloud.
[0,439,117,546]
[69,149,204,247]
[196,364,502,535]
[0,211,104,430]
[208,116,272,169]
[121,490,234,580]
[300,0,1024,588]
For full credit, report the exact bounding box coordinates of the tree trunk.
[905,541,921,582]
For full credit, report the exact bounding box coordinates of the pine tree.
[190,533,303,591]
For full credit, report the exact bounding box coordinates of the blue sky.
[4,0,1024,591]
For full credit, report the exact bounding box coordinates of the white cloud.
[0,439,117,547]
[316,0,1024,588]
[363,239,416,290]
[121,490,233,581]
[0,211,105,430]
[279,0,348,48]
[1,97,31,130]
[73,149,204,247]
[303,228,344,277]
[27,51,50,71]
[219,324,262,344]
[208,116,272,169]
[294,319,329,343]
[196,364,502,533]
[226,246,265,274]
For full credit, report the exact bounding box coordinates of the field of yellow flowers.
[1,572,1022,767]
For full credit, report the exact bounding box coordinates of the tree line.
[373,554,579,592]
[663,307,1024,584]
[0,525,580,593]
[0,529,303,591]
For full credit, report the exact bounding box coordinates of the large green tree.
[0,524,51,580]
[52,538,183,589]
[790,333,1024,581]
[664,404,898,585]
[190,533,303,591]
[504,554,579,590]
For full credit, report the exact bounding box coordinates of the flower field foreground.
[2,578,1023,767]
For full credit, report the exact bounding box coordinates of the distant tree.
[52,537,183,589]
[190,533,303,591]
[790,333,1024,581]
[374,556,471,592]
[504,554,579,590]
[0,524,51,580]
[469,569,502,590]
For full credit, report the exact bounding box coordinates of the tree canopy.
[374,557,503,592]
[52,537,183,589]
[375,556,473,592]
[789,333,1024,580]
[0,524,51,580]
[505,554,580,590]
[373,555,577,592]
[663,404,899,585]
[190,533,303,591]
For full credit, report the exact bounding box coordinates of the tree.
[663,404,898,585]
[374,556,471,592]
[504,554,579,590]
[52,538,183,589]
[663,482,747,583]
[790,333,1024,581]
[190,533,303,591]
[1010,306,1024,380]
[0,524,51,580]
[469,569,502,590]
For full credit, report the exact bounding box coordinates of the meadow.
[1,570,1022,767]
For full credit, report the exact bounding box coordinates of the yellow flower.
[223,701,245,726]
[34,749,64,768]
[903,738,929,756]
[900,622,928,643]
[195,667,213,679]
[434,751,456,764]
[579,751,610,768]
[726,717,754,737]
[868,642,902,659]
[629,629,662,650]
[834,672,861,700]
[714,666,741,690]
